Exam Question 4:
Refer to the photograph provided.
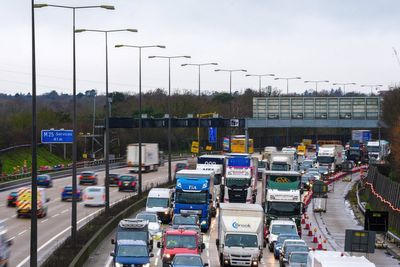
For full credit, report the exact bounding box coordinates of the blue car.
[111,240,153,267]
[171,254,208,267]
[61,185,82,201]
[37,174,53,187]
[273,234,300,259]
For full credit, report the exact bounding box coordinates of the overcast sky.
[1,0,400,95]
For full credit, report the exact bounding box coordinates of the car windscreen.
[285,245,308,257]
[117,230,147,241]
[87,188,101,193]
[271,224,298,235]
[147,197,169,208]
[37,175,49,180]
[173,215,197,225]
[119,176,135,181]
[137,214,157,222]
[173,255,202,266]
[82,172,94,176]
[290,253,308,263]
[166,235,196,249]
[117,244,148,257]
[225,234,258,248]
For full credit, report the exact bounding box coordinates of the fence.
[365,166,400,234]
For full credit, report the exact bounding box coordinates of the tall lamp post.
[214,68,247,152]
[361,84,383,95]
[246,73,275,96]
[115,44,166,195]
[34,2,114,248]
[274,77,301,95]
[75,28,137,213]
[332,82,356,95]
[181,63,218,153]
[304,80,329,96]
[149,55,191,183]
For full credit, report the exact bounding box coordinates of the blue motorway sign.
[208,127,217,143]
[41,130,74,144]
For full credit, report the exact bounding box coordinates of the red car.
[7,191,18,207]
[158,229,204,267]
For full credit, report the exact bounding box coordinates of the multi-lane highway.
[0,162,182,267]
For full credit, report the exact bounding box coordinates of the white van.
[146,188,173,223]
[267,219,298,252]
[83,186,106,206]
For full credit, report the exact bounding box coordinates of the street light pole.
[361,84,383,95]
[115,44,166,195]
[34,3,114,245]
[149,56,191,183]
[332,82,356,95]
[246,74,275,96]
[75,28,137,212]
[181,63,218,154]
[304,80,329,96]
[274,77,301,95]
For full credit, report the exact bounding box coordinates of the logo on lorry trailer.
[275,177,290,183]
[232,221,251,229]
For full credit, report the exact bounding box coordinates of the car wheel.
[269,244,273,252]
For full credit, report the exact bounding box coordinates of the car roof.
[165,229,197,235]
[174,253,202,258]
[283,239,306,245]
[117,239,147,246]
[81,171,95,174]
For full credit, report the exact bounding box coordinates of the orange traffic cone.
[312,228,318,243]
[308,229,313,237]
[301,214,306,225]
[304,222,310,230]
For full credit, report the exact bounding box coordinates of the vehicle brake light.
[118,181,122,186]
[79,175,83,179]
[89,176,94,179]
[131,181,136,187]
[7,196,13,200]
[102,194,105,201]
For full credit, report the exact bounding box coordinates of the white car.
[83,186,105,206]
[136,211,161,239]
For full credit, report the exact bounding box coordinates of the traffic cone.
[308,228,313,237]
[317,236,324,250]
[312,228,318,243]
[323,239,327,251]
[301,214,306,225]
[304,222,310,230]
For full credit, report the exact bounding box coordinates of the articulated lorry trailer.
[216,203,265,267]
[127,143,159,173]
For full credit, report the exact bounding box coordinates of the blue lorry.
[174,169,216,232]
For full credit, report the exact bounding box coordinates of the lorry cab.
[110,240,153,267]
[0,221,12,267]
[157,229,204,267]
[112,219,152,252]
[146,188,174,223]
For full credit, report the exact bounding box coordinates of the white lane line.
[18,230,27,236]
[206,250,210,257]
[16,208,104,267]
[61,209,69,214]
[41,219,49,223]
[105,256,113,267]
[53,197,60,202]
[51,214,60,218]
[155,249,160,265]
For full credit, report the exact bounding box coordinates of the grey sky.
[0,0,399,95]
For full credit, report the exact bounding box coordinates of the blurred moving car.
[171,253,208,267]
[109,173,120,186]
[7,191,18,207]
[37,174,53,187]
[83,186,105,206]
[61,185,83,201]
[118,174,137,192]
[79,171,98,185]
[136,211,161,239]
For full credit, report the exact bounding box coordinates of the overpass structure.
[249,96,384,128]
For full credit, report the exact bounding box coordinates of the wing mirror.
[111,239,115,244]
[110,252,115,257]
[201,243,206,250]
[216,239,219,246]
[150,253,154,257]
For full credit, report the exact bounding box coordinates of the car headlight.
[201,220,207,225]
[143,264,150,267]
[252,260,259,266]
[164,253,171,259]
[115,263,123,267]
[164,211,168,215]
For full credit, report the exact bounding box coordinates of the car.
[171,253,209,267]
[299,160,314,173]
[174,163,188,176]
[288,251,308,267]
[79,171,98,185]
[110,239,153,267]
[83,186,105,206]
[37,174,53,187]
[279,244,309,267]
[118,174,137,192]
[109,173,120,186]
[136,211,161,239]
[274,234,300,259]
[7,191,18,207]
[61,185,83,201]
[318,165,330,177]
[301,173,317,191]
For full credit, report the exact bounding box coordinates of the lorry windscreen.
[117,231,147,242]
[225,234,258,248]
[147,197,169,208]
[117,244,148,257]
[225,178,251,187]
[349,150,360,156]
[317,156,334,164]
[166,235,196,249]
[267,202,301,217]
[271,163,290,171]
[367,146,380,152]
[175,191,207,204]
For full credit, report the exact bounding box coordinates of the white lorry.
[307,250,376,267]
[217,203,265,267]
[0,221,12,267]
[367,140,390,162]
[270,152,295,171]
[127,143,159,173]
[317,145,344,172]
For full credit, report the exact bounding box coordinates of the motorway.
[85,172,400,267]
[0,162,182,267]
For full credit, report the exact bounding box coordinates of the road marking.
[51,214,60,218]
[54,197,60,202]
[18,230,27,236]
[16,208,104,267]
[206,250,210,257]
[61,209,69,214]
[41,219,48,223]
[105,256,113,267]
